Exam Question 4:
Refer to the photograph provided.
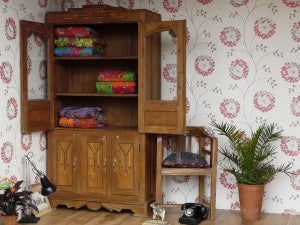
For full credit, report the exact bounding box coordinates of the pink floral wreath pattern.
[282,0,300,8]
[194,55,215,77]
[186,27,190,44]
[27,58,32,76]
[39,60,47,80]
[290,95,300,117]
[1,141,14,163]
[253,91,275,112]
[172,175,190,184]
[5,17,17,41]
[34,34,44,47]
[254,17,276,39]
[61,0,75,11]
[229,59,249,80]
[2,0,9,3]
[162,0,182,13]
[21,134,33,152]
[6,97,18,120]
[291,21,300,43]
[0,61,13,84]
[163,63,177,83]
[197,0,213,5]
[281,62,300,83]
[280,136,300,157]
[220,27,241,47]
[39,132,47,151]
[220,98,240,118]
[219,172,236,189]
[186,98,190,113]
[163,136,177,152]
[291,169,300,191]
[86,0,103,4]
[230,202,240,210]
[117,0,134,9]
[230,0,249,7]
[38,0,48,7]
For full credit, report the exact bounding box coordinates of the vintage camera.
[179,203,209,225]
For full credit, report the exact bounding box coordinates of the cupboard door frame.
[20,20,54,133]
[138,20,186,135]
[111,133,140,196]
[77,131,110,198]
[50,130,77,194]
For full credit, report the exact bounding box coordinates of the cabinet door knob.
[73,158,77,169]
[112,158,117,171]
[103,158,106,169]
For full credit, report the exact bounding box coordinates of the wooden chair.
[155,126,218,220]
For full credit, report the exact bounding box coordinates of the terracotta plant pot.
[238,183,265,221]
[1,215,18,225]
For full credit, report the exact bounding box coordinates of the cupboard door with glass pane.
[138,20,186,135]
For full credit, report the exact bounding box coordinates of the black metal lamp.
[19,155,56,223]
[24,155,57,196]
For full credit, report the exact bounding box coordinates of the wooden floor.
[26,207,300,225]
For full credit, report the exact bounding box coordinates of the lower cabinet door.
[78,131,109,197]
[111,132,140,196]
[50,130,77,194]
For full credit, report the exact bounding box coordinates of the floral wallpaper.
[0,0,299,216]
[0,0,55,185]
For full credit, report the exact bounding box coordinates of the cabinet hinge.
[138,144,141,153]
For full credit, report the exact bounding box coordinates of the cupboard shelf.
[54,126,138,131]
[55,93,138,97]
[54,56,138,61]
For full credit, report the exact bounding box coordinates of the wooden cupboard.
[20,4,186,216]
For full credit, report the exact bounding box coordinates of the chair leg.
[155,135,163,204]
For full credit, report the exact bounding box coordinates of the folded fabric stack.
[95,71,137,94]
[58,106,107,128]
[54,27,106,57]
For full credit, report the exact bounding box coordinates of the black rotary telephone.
[179,203,209,225]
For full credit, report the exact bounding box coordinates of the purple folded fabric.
[59,106,104,118]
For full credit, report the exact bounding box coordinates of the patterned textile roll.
[97,71,136,82]
[54,27,99,38]
[54,47,104,57]
[59,117,107,128]
[54,37,106,48]
[95,81,136,94]
[59,106,104,118]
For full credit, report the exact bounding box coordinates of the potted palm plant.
[0,178,38,225]
[211,121,291,221]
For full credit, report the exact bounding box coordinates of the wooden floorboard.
[26,207,300,225]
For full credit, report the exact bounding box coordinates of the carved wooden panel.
[78,132,108,197]
[51,130,76,193]
[111,133,139,196]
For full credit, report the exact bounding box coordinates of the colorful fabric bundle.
[59,117,107,128]
[59,106,104,118]
[58,106,107,128]
[54,47,104,57]
[95,81,136,94]
[54,27,99,38]
[54,37,106,48]
[97,71,136,82]
[54,27,106,57]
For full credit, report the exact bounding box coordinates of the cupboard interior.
[53,23,138,57]
[54,96,138,128]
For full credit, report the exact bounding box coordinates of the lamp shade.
[40,175,57,196]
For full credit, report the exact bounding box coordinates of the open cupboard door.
[138,20,186,135]
[20,21,53,133]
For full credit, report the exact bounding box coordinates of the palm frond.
[211,121,291,185]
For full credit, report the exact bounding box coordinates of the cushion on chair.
[162,152,209,168]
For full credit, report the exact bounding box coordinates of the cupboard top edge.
[46,5,161,24]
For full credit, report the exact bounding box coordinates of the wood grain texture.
[25,208,300,225]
